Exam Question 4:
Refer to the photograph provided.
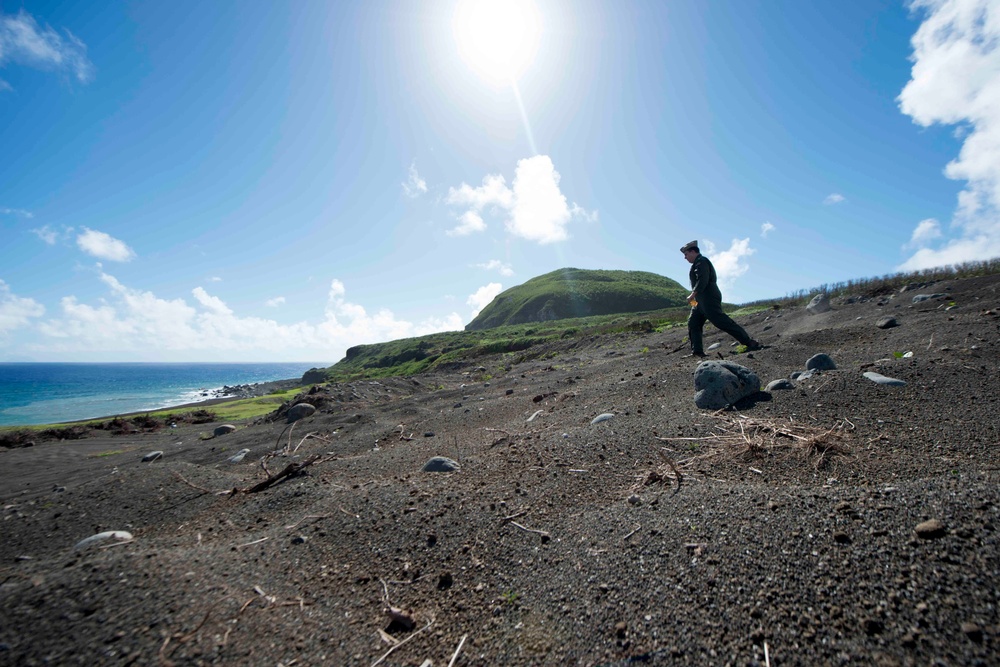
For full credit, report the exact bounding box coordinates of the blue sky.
[1,0,997,362]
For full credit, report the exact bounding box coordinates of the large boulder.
[693,361,761,410]
[806,293,832,314]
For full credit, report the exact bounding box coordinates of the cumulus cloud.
[446,210,487,237]
[30,273,462,361]
[896,0,1000,270]
[706,238,756,292]
[401,162,428,198]
[76,228,135,262]
[760,222,775,238]
[0,10,94,86]
[905,218,943,249]
[445,156,595,244]
[823,193,845,205]
[265,296,286,307]
[475,259,514,277]
[467,282,503,319]
[0,279,45,334]
[1,207,33,218]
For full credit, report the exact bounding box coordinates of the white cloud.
[905,218,943,249]
[708,238,756,292]
[897,0,1000,271]
[401,162,428,198]
[0,279,45,334]
[467,282,503,319]
[208,276,223,282]
[475,259,514,277]
[31,225,58,244]
[0,10,94,84]
[76,228,135,262]
[446,156,595,244]
[0,79,11,92]
[1,207,33,218]
[760,222,775,237]
[265,296,286,307]
[29,273,463,361]
[447,210,487,237]
[823,193,846,205]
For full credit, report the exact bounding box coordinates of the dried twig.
[448,634,468,667]
[623,524,641,540]
[509,520,550,540]
[370,618,434,667]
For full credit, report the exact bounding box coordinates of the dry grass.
[657,412,853,472]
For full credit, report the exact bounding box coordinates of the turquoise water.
[0,362,324,426]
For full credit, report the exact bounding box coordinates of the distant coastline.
[0,362,323,427]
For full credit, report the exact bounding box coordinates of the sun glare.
[452,0,541,85]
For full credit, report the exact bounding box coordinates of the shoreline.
[2,378,304,428]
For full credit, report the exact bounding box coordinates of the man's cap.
[680,240,699,253]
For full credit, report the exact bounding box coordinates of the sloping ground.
[0,275,998,665]
[466,268,688,331]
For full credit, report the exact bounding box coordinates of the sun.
[452,0,541,85]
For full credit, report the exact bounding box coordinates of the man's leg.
[687,307,707,354]
[702,302,752,345]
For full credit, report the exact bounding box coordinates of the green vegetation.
[466,268,688,330]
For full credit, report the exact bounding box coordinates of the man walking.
[680,240,761,357]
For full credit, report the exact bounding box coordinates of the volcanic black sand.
[1,275,998,666]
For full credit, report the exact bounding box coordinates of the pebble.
[74,530,133,551]
[214,424,237,437]
[876,316,898,329]
[863,371,906,386]
[806,353,837,371]
[505,389,514,395]
[591,413,615,424]
[833,531,851,544]
[961,622,983,643]
[707,343,720,351]
[142,451,164,462]
[915,519,947,539]
[291,535,307,545]
[423,431,435,438]
[766,379,794,391]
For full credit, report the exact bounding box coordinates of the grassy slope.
[465,268,689,331]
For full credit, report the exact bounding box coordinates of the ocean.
[0,362,324,427]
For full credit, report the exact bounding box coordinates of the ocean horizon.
[0,362,325,427]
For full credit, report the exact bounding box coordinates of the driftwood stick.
[242,454,321,494]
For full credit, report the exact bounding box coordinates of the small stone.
[766,379,794,391]
[627,494,641,505]
[74,530,133,551]
[863,618,884,635]
[214,424,237,436]
[806,353,836,371]
[228,448,251,463]
[591,413,615,424]
[863,371,906,386]
[423,456,460,473]
[505,389,514,395]
[833,531,852,544]
[423,431,435,438]
[614,621,628,638]
[915,519,947,539]
[707,343,721,351]
[961,622,983,643]
[876,316,899,329]
[291,535,307,545]
[286,403,316,423]
[142,451,164,462]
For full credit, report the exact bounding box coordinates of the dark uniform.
[686,249,754,355]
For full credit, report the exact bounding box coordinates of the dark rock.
[423,456,460,472]
[876,316,899,329]
[142,451,164,462]
[286,403,316,423]
[693,361,761,409]
[766,379,794,391]
[806,353,836,371]
[214,424,237,436]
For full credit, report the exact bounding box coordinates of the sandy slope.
[1,275,998,666]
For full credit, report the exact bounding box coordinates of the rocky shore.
[0,274,998,666]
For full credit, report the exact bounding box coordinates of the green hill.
[465,268,688,331]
